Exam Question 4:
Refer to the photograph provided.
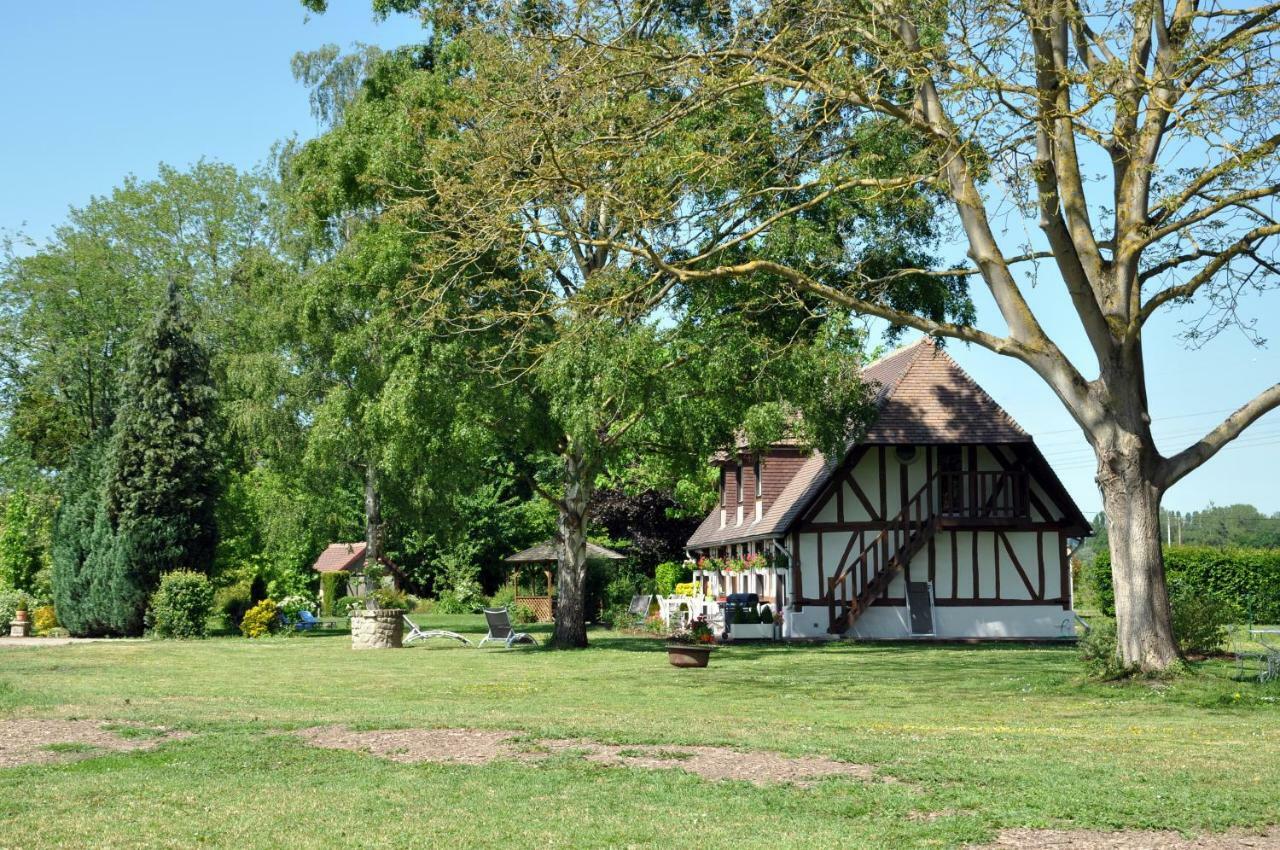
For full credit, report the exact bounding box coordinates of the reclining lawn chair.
[294,610,320,631]
[402,615,472,646]
[479,607,538,648]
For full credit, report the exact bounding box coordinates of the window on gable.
[736,464,743,503]
[754,459,762,498]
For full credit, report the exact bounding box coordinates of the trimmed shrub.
[319,573,342,617]
[0,590,36,628]
[512,603,537,624]
[759,604,774,624]
[654,561,692,596]
[33,604,59,635]
[1090,546,1280,623]
[240,599,280,638]
[148,570,214,639]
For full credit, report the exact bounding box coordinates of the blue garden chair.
[295,610,320,631]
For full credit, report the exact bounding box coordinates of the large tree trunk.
[1096,441,1180,672]
[553,451,593,648]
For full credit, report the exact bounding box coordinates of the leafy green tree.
[281,21,946,646]
[0,490,44,592]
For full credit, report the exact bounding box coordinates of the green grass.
[1,616,1277,849]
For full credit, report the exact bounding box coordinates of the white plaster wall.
[850,604,1074,639]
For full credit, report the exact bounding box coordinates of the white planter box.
[729,623,776,640]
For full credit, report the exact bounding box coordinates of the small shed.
[502,539,625,622]
[311,542,402,601]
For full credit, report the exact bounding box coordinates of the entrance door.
[907,582,935,636]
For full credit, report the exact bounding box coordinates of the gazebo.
[502,539,624,622]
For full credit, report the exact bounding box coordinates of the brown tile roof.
[862,338,1029,444]
[311,542,367,573]
[687,337,1060,549]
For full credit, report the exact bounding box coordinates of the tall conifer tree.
[101,284,220,634]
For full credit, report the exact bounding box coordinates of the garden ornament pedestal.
[350,609,404,649]
[10,615,32,638]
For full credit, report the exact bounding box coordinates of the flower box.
[729,623,776,641]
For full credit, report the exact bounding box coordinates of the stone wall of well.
[350,609,403,649]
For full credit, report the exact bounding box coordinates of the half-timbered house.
[685,338,1090,640]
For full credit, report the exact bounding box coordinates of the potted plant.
[666,614,716,668]
[10,599,32,638]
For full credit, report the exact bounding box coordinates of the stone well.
[349,609,404,649]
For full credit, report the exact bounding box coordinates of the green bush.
[1169,582,1234,655]
[1090,546,1280,622]
[0,590,36,628]
[511,603,537,624]
[240,599,280,638]
[433,590,473,614]
[654,561,692,596]
[602,602,634,630]
[488,585,517,610]
[148,571,214,639]
[1078,617,1127,680]
[759,604,774,625]
[215,584,253,629]
[334,595,362,614]
[365,587,412,612]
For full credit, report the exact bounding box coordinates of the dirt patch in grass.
[977,827,1280,848]
[296,726,875,786]
[0,719,189,768]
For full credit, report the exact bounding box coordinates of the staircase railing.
[825,471,939,634]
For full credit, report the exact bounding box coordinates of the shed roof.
[311,542,367,573]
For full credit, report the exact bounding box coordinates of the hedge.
[1089,546,1280,623]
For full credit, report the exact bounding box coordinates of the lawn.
[0,617,1277,849]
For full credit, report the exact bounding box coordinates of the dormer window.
[754,460,762,498]
[736,464,743,503]
[719,468,727,506]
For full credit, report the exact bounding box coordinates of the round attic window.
[895,445,919,465]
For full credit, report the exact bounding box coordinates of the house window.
[736,464,743,503]
[754,459,762,498]
[719,467,727,506]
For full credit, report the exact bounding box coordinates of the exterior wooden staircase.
[825,473,939,635]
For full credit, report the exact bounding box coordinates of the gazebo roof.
[503,539,625,564]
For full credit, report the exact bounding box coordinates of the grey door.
[907,582,934,635]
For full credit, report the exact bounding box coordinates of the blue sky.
[3,2,1278,516]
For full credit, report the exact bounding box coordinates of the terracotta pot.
[14,609,28,623]
[666,644,714,668]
